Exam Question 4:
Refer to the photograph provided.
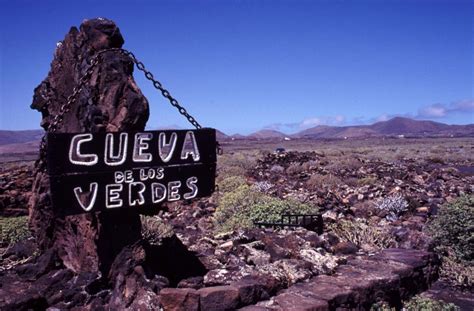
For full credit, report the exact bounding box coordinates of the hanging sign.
[47,129,217,216]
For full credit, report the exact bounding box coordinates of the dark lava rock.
[198,285,240,311]
[2,239,37,260]
[177,276,205,290]
[0,164,34,217]
[246,248,439,310]
[231,278,270,305]
[29,17,148,274]
[333,241,358,255]
[159,288,200,311]
[273,292,329,310]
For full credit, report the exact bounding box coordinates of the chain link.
[38,48,203,168]
[48,48,202,132]
[117,48,202,129]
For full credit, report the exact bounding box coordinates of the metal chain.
[117,48,202,130]
[38,48,203,168]
[49,48,202,132]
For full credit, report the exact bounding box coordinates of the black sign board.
[47,129,217,216]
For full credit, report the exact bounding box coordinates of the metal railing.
[254,214,323,234]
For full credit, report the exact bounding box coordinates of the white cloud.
[451,100,474,112]
[262,99,473,134]
[301,117,322,127]
[418,104,447,118]
[334,115,345,123]
[263,115,348,133]
[417,99,473,119]
[299,115,350,128]
[375,114,390,122]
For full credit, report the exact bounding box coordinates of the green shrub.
[357,176,377,186]
[286,163,305,175]
[306,173,342,190]
[217,165,247,182]
[426,195,473,261]
[217,153,257,181]
[217,176,247,193]
[370,301,394,311]
[0,216,30,245]
[140,215,174,245]
[438,255,473,289]
[218,153,257,171]
[329,218,395,250]
[404,295,459,311]
[426,195,473,290]
[214,184,317,232]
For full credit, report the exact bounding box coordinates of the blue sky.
[0,0,472,134]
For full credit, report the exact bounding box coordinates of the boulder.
[273,292,328,310]
[159,288,200,311]
[198,285,240,311]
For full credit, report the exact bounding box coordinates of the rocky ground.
[0,137,473,310]
[0,162,34,217]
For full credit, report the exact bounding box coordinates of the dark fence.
[254,214,323,234]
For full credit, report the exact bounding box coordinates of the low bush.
[426,195,473,261]
[214,184,317,232]
[329,218,395,250]
[438,255,473,290]
[217,152,257,181]
[218,153,257,171]
[301,161,313,171]
[404,295,459,311]
[428,156,445,164]
[370,301,393,311]
[426,195,473,290]
[0,216,30,245]
[218,175,247,193]
[357,176,378,186]
[140,215,174,245]
[217,165,247,182]
[286,163,305,175]
[327,157,362,172]
[306,173,342,190]
[370,296,459,311]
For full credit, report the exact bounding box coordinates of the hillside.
[0,130,43,146]
[295,117,474,139]
[248,129,287,140]
[215,129,230,141]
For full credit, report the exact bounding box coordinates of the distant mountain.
[369,117,450,135]
[1,117,473,152]
[248,129,287,140]
[0,130,44,146]
[295,117,474,138]
[230,134,246,140]
[215,129,230,141]
[0,140,40,155]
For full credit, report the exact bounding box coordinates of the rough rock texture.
[0,18,162,311]
[198,285,241,311]
[160,288,200,311]
[249,248,439,310]
[0,163,34,217]
[28,18,149,274]
[252,151,473,220]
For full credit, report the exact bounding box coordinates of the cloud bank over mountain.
[263,99,473,134]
